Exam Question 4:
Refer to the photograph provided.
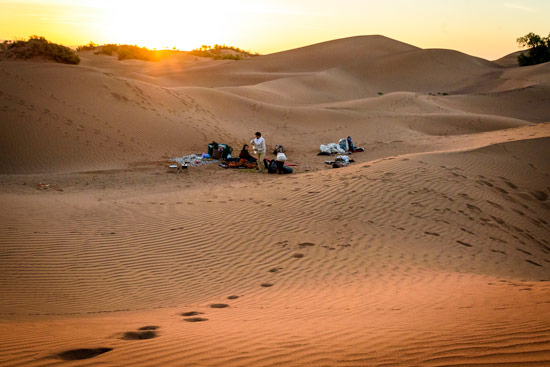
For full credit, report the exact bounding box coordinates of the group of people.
[239,132,287,174]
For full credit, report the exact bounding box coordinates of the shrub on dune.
[1,35,80,64]
[76,41,98,52]
[93,44,160,61]
[189,44,259,60]
[517,32,550,66]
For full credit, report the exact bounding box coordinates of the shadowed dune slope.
[493,50,525,67]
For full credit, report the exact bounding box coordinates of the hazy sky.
[1,0,548,59]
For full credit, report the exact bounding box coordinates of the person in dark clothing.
[239,144,257,163]
[347,136,356,153]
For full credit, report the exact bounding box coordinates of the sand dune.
[493,50,526,67]
[1,35,549,366]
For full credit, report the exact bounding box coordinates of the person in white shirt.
[251,132,266,172]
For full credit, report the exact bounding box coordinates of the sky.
[1,0,549,60]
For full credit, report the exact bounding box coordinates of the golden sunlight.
[104,1,225,50]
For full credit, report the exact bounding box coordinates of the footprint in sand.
[298,242,316,248]
[526,260,543,267]
[227,295,239,300]
[181,311,204,317]
[261,283,274,288]
[121,330,158,340]
[210,303,229,309]
[456,240,473,248]
[460,228,475,235]
[516,248,533,256]
[466,204,482,213]
[292,253,305,259]
[120,326,159,340]
[424,231,440,236]
[138,326,159,330]
[530,190,548,201]
[500,178,518,190]
[486,201,504,210]
[57,348,113,361]
[268,267,283,273]
[184,317,209,322]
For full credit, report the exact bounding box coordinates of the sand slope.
[1,35,549,366]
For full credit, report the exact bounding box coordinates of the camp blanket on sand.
[172,154,219,167]
[320,143,346,155]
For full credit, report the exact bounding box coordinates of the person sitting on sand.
[239,144,257,163]
[275,151,287,174]
[250,132,266,172]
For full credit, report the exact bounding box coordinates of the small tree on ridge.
[517,32,550,66]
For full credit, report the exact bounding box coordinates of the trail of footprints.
[53,223,548,361]
[418,171,549,268]
[55,241,330,361]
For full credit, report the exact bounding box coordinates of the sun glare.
[104,1,224,50]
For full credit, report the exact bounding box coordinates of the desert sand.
[1,35,549,366]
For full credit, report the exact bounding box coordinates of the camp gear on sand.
[347,136,355,152]
[320,143,346,155]
[339,136,364,153]
[338,138,350,152]
[209,142,233,160]
[172,154,217,167]
[321,136,363,155]
[327,155,354,168]
[265,159,293,174]
[208,142,218,156]
[168,163,188,172]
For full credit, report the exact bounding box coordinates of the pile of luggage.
[319,136,364,155]
[208,141,233,160]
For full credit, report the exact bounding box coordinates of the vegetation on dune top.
[0,35,80,64]
[77,42,164,62]
[517,32,550,66]
[76,41,99,52]
[95,44,162,61]
[189,44,260,60]
[77,42,259,62]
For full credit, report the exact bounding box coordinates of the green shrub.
[189,44,259,60]
[214,54,243,60]
[94,44,159,61]
[0,36,80,64]
[76,41,98,52]
[517,32,550,66]
[116,45,159,61]
[95,44,118,56]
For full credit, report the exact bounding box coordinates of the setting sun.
[103,1,225,50]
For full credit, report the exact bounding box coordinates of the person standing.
[251,132,266,172]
